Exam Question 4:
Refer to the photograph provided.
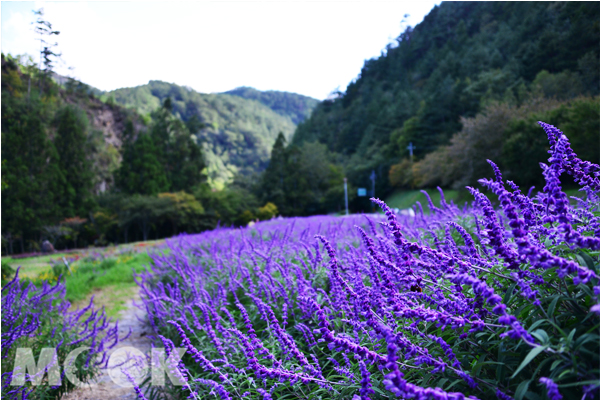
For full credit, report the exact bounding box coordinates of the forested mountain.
[222,86,318,125]
[3,54,228,253]
[107,81,315,188]
[292,1,600,200]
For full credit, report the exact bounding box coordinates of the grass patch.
[2,240,165,321]
[385,187,587,214]
[384,188,462,212]
[1,239,164,280]
[69,283,140,319]
[1,254,69,281]
[64,252,151,303]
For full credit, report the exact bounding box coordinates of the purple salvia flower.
[539,377,563,400]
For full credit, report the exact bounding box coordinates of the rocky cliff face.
[60,91,146,194]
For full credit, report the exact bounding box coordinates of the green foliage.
[157,192,205,234]
[389,158,415,189]
[223,86,319,125]
[93,190,210,244]
[408,96,599,190]
[1,54,211,253]
[195,184,260,228]
[54,105,95,216]
[150,99,206,192]
[1,63,65,250]
[117,98,206,196]
[502,96,600,188]
[260,132,288,208]
[257,202,278,221]
[1,260,15,286]
[384,188,462,211]
[294,2,599,198]
[33,8,61,97]
[258,140,346,216]
[65,252,151,303]
[118,131,169,195]
[121,195,168,242]
[109,81,299,187]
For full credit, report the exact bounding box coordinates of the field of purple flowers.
[1,270,123,399]
[2,122,598,400]
[135,123,599,400]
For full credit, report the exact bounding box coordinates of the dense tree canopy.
[294,1,600,199]
[3,2,600,254]
[223,86,319,125]
[108,81,312,188]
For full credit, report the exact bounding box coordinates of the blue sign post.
[357,188,367,197]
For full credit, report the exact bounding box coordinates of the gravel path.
[62,289,153,400]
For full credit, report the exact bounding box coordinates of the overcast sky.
[2,1,440,100]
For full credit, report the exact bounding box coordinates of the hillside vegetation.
[108,81,316,187]
[223,86,319,125]
[1,54,299,254]
[3,2,600,256]
[287,1,599,212]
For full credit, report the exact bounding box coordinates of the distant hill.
[222,86,318,125]
[294,1,600,193]
[107,81,302,188]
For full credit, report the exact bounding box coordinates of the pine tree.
[33,9,60,97]
[150,98,206,191]
[260,132,287,210]
[117,131,169,195]
[1,93,64,252]
[54,105,94,217]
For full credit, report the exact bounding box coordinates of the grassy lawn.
[2,240,163,279]
[384,188,463,212]
[69,283,141,319]
[2,240,164,317]
[63,252,151,303]
[384,186,588,213]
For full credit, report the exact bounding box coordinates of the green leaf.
[510,345,548,379]
[550,360,563,371]
[503,281,518,304]
[471,353,487,376]
[514,379,531,400]
[565,328,576,347]
[547,295,561,317]
[531,329,550,345]
[524,392,542,400]
[558,379,600,388]
[574,333,600,350]
[577,252,597,271]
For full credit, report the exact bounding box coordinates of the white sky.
[2,1,440,100]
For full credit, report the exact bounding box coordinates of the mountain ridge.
[222,86,319,125]
[106,80,317,188]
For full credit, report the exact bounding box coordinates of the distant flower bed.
[1,270,124,399]
[137,123,599,399]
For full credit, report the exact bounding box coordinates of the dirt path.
[62,289,153,400]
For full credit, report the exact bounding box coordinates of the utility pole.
[370,170,376,198]
[407,142,416,162]
[344,178,349,216]
[370,170,376,212]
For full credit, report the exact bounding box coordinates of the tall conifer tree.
[54,105,94,217]
[2,94,64,252]
[260,132,287,210]
[117,122,169,195]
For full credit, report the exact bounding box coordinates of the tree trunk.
[142,219,149,241]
